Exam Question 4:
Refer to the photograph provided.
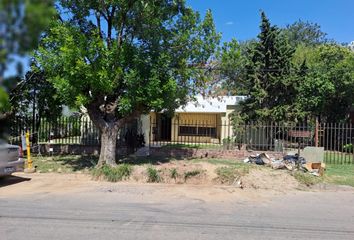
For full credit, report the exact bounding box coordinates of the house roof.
[175,95,247,113]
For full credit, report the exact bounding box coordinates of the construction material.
[245,152,325,177]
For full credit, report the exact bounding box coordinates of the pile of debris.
[244,153,325,177]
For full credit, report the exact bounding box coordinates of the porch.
[149,112,228,144]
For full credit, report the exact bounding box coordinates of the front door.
[158,114,171,141]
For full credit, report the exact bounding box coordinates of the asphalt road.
[0,174,354,240]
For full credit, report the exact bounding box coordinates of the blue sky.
[187,0,354,43]
[5,0,354,77]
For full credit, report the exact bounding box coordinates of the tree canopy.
[36,0,220,165]
[295,44,354,122]
[282,20,328,47]
[219,12,354,123]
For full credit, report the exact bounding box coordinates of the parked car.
[0,140,25,177]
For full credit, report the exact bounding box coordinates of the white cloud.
[225,21,234,25]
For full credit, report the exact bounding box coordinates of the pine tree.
[241,12,296,122]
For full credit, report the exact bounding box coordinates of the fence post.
[24,131,35,173]
[315,117,319,147]
[149,115,151,148]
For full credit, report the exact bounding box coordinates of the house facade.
[139,95,246,145]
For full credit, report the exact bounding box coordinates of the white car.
[0,140,25,177]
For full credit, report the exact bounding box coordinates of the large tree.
[240,12,297,122]
[215,39,246,95]
[282,20,328,47]
[36,0,220,166]
[295,44,354,122]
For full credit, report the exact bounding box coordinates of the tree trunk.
[86,101,142,167]
[98,125,118,167]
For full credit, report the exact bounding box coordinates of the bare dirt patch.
[120,160,300,192]
[129,161,221,184]
[242,168,299,191]
[0,173,94,197]
[0,158,312,201]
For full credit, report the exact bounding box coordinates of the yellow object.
[26,131,32,169]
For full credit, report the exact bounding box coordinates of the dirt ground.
[1,169,353,205]
[0,172,288,203]
[2,158,353,202]
[128,161,300,190]
[0,161,302,197]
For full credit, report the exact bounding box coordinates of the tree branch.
[86,99,107,129]
[99,0,109,21]
[95,12,103,40]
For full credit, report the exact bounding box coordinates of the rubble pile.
[244,153,325,176]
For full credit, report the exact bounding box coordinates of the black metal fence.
[8,116,143,148]
[150,119,354,164]
[8,116,354,164]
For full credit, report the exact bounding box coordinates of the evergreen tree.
[241,12,296,122]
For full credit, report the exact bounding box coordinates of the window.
[179,126,197,135]
[179,126,216,137]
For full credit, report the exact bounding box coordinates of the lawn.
[324,151,354,164]
[324,164,354,187]
[32,155,97,173]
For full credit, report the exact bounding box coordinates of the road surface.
[0,173,353,239]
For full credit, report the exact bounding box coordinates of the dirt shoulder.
[0,172,296,204]
[1,156,352,202]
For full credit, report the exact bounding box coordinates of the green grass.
[184,170,203,182]
[169,168,178,180]
[32,155,97,173]
[324,164,354,187]
[215,166,250,184]
[293,171,322,186]
[146,166,161,183]
[293,164,354,187]
[324,152,354,164]
[91,164,133,182]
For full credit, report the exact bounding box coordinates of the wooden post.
[315,117,319,147]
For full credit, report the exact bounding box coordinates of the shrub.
[92,164,132,182]
[343,144,353,153]
[184,170,202,182]
[170,168,178,180]
[146,166,161,183]
[215,166,249,184]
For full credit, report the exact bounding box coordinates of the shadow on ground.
[33,152,190,171]
[0,175,31,188]
[58,155,99,171]
[118,155,186,165]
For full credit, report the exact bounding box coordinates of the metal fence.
[150,119,354,164]
[8,116,354,164]
[8,116,141,148]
